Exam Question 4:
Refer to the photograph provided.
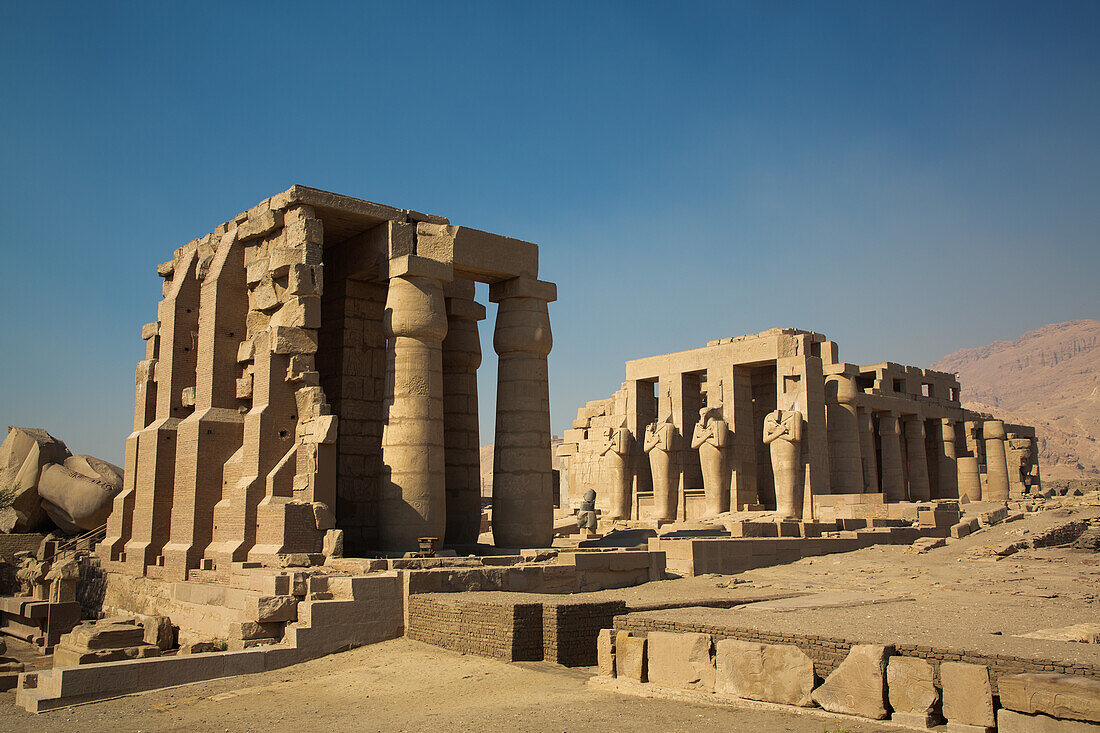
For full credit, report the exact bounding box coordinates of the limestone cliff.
[932,320,1100,479]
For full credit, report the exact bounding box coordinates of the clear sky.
[2,1,1098,465]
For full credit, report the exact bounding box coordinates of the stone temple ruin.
[557,328,1042,523]
[2,188,1096,733]
[98,185,557,581]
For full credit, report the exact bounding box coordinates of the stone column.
[857,409,879,492]
[123,249,201,574]
[490,276,556,548]
[904,417,931,502]
[161,233,247,580]
[963,420,983,468]
[378,256,451,551]
[879,413,906,502]
[983,420,1010,501]
[957,456,981,501]
[441,279,485,546]
[825,373,863,493]
[936,419,959,500]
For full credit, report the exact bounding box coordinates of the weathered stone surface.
[998,709,1100,733]
[597,628,615,677]
[646,631,715,691]
[887,656,939,716]
[810,644,891,719]
[66,618,145,649]
[941,662,995,728]
[998,673,1100,723]
[249,595,298,623]
[715,639,814,706]
[615,632,646,683]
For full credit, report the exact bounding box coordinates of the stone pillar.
[490,276,556,548]
[857,409,879,492]
[879,413,906,502]
[825,373,863,493]
[123,249,201,574]
[441,279,485,546]
[963,420,983,469]
[161,233,247,580]
[602,425,632,519]
[644,419,676,522]
[936,419,959,500]
[957,456,981,501]
[378,256,451,551]
[983,420,1010,501]
[904,417,931,502]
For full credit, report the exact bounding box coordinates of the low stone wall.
[614,615,1100,691]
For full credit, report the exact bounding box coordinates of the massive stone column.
[378,256,451,551]
[857,409,879,492]
[825,373,863,493]
[879,413,906,502]
[957,456,981,501]
[123,249,201,574]
[441,280,485,546]
[983,420,1010,501]
[490,276,556,547]
[160,233,246,580]
[903,417,931,502]
[936,419,959,500]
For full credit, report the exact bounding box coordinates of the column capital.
[489,275,557,303]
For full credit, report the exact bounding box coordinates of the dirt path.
[0,638,890,733]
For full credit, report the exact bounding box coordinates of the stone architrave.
[940,662,995,729]
[983,420,1010,502]
[600,421,632,520]
[715,639,815,706]
[887,656,940,728]
[762,409,803,519]
[691,405,729,517]
[378,257,450,551]
[643,412,677,522]
[615,632,647,683]
[810,644,892,720]
[646,631,715,692]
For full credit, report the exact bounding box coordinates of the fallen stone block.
[810,644,891,719]
[248,595,298,623]
[998,709,1100,733]
[888,656,940,729]
[941,661,995,730]
[646,631,714,692]
[597,629,615,677]
[998,673,1100,723]
[715,639,814,706]
[1017,623,1100,644]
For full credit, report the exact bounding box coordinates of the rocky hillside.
[932,319,1100,479]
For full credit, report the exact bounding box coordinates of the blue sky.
[2,1,1098,464]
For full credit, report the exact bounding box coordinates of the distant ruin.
[557,328,1041,520]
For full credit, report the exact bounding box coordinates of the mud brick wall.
[0,533,45,560]
[542,601,626,666]
[406,595,542,661]
[614,615,1100,692]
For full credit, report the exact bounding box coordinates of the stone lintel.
[445,298,486,321]
[488,276,557,303]
[384,255,453,283]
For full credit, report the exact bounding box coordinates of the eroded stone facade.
[558,328,1040,520]
[99,186,556,579]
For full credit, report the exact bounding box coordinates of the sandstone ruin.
[557,328,1042,522]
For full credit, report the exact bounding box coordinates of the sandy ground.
[0,638,887,733]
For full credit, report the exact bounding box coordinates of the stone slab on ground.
[941,662,995,728]
[714,639,814,706]
[997,673,1100,723]
[646,631,714,692]
[887,656,939,719]
[810,643,891,719]
[998,709,1100,733]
